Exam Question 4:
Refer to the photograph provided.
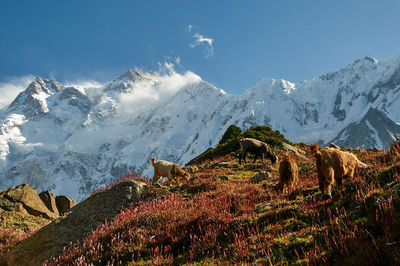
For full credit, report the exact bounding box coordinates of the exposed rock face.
[0,184,57,219]
[55,195,77,215]
[39,191,59,216]
[280,142,306,155]
[331,108,400,148]
[7,180,149,266]
[0,184,76,220]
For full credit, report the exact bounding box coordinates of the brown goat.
[237,136,278,165]
[310,143,368,197]
[275,155,298,192]
[150,157,190,185]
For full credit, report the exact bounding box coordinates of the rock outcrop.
[55,195,77,215]
[7,180,149,266]
[39,191,59,216]
[0,183,76,220]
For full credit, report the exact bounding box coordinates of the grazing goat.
[237,136,278,165]
[310,143,368,197]
[150,157,190,185]
[275,155,298,192]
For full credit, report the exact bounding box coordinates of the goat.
[310,143,368,197]
[275,155,298,192]
[237,136,278,165]
[150,157,190,185]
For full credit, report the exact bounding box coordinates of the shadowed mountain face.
[2,54,400,200]
[331,107,400,148]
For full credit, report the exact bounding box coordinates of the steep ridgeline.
[2,54,400,200]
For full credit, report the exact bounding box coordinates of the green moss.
[377,164,400,185]
[354,217,368,225]
[283,218,306,232]
[268,232,314,264]
[300,186,319,197]
[0,210,49,233]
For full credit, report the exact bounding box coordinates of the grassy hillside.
[43,145,400,265]
[3,137,400,265]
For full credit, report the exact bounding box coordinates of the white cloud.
[186,24,193,33]
[175,56,181,65]
[64,79,104,95]
[64,79,104,89]
[190,33,214,48]
[118,62,202,114]
[188,29,215,58]
[0,66,200,117]
[0,75,36,109]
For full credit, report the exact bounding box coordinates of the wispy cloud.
[0,75,35,109]
[186,24,193,33]
[186,24,215,58]
[118,62,202,113]
[64,79,104,90]
[175,56,181,65]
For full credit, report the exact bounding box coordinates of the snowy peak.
[244,79,297,105]
[120,69,148,81]
[348,56,378,71]
[26,77,63,95]
[58,87,92,114]
[319,56,378,81]
[3,54,400,201]
[6,77,91,119]
[177,80,222,99]
[8,77,64,117]
[104,69,153,93]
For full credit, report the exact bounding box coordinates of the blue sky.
[1,0,400,95]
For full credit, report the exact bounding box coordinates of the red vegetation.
[9,144,400,265]
[0,226,48,264]
[46,180,264,265]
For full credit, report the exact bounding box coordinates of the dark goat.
[275,155,298,192]
[237,136,278,165]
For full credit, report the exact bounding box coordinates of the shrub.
[242,125,292,147]
[218,125,242,145]
[187,124,291,165]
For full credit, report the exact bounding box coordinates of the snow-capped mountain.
[2,54,400,200]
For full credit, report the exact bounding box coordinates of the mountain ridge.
[2,54,400,200]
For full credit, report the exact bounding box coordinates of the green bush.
[186,124,291,165]
[243,126,292,147]
[186,126,242,165]
[218,125,242,145]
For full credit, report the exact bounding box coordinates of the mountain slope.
[330,107,400,148]
[2,54,400,200]
[8,147,400,265]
